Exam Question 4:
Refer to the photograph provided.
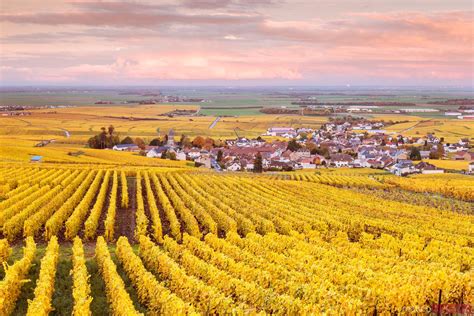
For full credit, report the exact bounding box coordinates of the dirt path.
[115,177,136,242]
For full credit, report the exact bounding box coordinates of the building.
[195,155,211,168]
[329,154,353,168]
[454,151,474,161]
[298,157,316,169]
[225,161,242,171]
[266,127,296,137]
[113,144,139,151]
[167,129,175,146]
[469,162,474,174]
[414,162,444,174]
[388,160,416,176]
[146,147,168,158]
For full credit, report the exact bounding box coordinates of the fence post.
[437,289,442,316]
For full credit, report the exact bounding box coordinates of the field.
[2,103,473,166]
[0,166,473,314]
[2,87,473,117]
[0,106,329,164]
[385,119,474,143]
[1,88,473,314]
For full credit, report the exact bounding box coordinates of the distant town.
[105,118,473,176]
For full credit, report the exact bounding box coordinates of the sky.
[0,0,473,86]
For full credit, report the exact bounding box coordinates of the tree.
[217,150,223,162]
[168,152,177,160]
[253,152,263,173]
[161,150,168,159]
[134,137,146,150]
[181,136,192,148]
[121,136,134,145]
[310,146,330,159]
[149,138,163,146]
[203,137,215,150]
[409,147,421,160]
[213,139,225,148]
[287,139,301,152]
[88,126,120,149]
[179,134,192,147]
[108,125,115,136]
[192,136,206,148]
[306,142,317,153]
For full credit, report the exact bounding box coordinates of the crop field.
[0,166,473,314]
[1,96,473,314]
[385,119,474,143]
[0,106,328,164]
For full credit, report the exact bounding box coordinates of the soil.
[115,176,136,242]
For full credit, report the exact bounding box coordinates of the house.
[329,154,353,168]
[146,147,169,158]
[113,144,139,151]
[379,156,394,168]
[175,151,186,161]
[268,160,294,171]
[298,157,316,169]
[30,155,43,163]
[313,155,327,166]
[226,161,242,171]
[415,162,444,174]
[195,155,211,168]
[420,151,431,160]
[445,143,467,153]
[289,149,311,161]
[454,151,474,161]
[186,148,202,159]
[266,127,296,137]
[388,160,416,176]
[210,159,223,172]
[240,159,254,171]
[469,162,474,174]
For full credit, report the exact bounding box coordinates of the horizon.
[1,0,473,86]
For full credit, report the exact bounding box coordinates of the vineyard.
[0,166,473,314]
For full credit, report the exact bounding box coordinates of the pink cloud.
[0,1,472,85]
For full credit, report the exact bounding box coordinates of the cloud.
[0,1,472,85]
[0,1,262,28]
[259,11,473,47]
[180,0,279,9]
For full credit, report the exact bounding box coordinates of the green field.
[1,87,472,117]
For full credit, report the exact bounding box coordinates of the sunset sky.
[1,0,472,86]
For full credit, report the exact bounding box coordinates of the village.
[110,119,474,176]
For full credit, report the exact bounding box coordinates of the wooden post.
[437,289,442,316]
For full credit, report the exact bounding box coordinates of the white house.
[113,144,139,151]
[195,156,211,168]
[226,162,242,172]
[146,147,167,158]
[175,151,186,161]
[186,149,201,159]
[266,127,296,137]
[298,158,315,169]
[389,160,416,176]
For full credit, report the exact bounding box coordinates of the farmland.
[1,87,473,314]
[0,105,329,163]
[0,166,473,314]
